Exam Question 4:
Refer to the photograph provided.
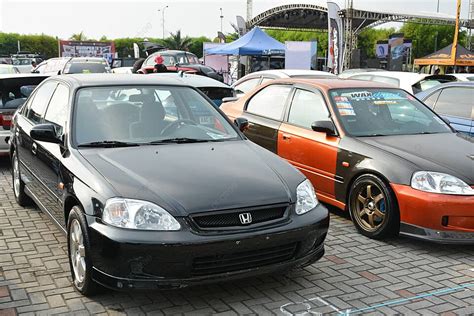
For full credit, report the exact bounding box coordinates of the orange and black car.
[221,78,474,244]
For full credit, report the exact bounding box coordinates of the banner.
[327,1,344,74]
[388,33,404,71]
[285,41,317,70]
[59,40,115,64]
[377,40,411,59]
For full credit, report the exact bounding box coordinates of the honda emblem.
[239,212,252,225]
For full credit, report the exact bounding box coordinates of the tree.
[163,30,193,51]
[188,36,212,58]
[400,22,466,58]
[70,31,87,41]
[358,28,396,59]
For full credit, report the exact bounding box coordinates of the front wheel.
[348,174,399,239]
[12,152,32,207]
[67,206,99,296]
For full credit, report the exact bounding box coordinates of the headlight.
[296,179,319,215]
[102,198,181,230]
[411,171,474,195]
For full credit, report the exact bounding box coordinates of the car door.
[40,82,70,227]
[16,81,58,199]
[242,84,293,153]
[278,86,341,203]
[432,87,474,136]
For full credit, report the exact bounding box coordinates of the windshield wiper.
[148,138,212,144]
[78,141,141,148]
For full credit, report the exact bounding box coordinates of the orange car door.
[278,88,341,205]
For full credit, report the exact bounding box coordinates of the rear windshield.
[64,60,110,74]
[199,87,234,106]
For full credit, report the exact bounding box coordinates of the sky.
[0,0,471,40]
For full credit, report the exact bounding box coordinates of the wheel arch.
[64,194,84,226]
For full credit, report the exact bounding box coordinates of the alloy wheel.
[13,155,21,197]
[353,183,387,232]
[69,219,86,285]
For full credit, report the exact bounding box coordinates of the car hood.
[79,140,300,216]
[356,133,474,185]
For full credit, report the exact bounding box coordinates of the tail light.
[0,112,13,130]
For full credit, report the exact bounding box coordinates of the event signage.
[59,40,115,64]
[327,1,344,74]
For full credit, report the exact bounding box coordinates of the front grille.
[191,205,287,230]
[191,242,297,276]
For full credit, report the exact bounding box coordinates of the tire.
[348,174,399,239]
[11,151,32,207]
[67,206,99,296]
[131,58,145,74]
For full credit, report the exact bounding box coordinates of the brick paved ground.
[0,156,473,315]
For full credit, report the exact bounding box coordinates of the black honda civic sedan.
[9,74,329,295]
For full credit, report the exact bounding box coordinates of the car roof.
[242,69,335,78]
[51,73,191,88]
[149,73,230,88]
[349,71,429,82]
[416,81,474,98]
[270,78,394,90]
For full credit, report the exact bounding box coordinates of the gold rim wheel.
[353,184,386,232]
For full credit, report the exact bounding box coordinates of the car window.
[329,88,451,136]
[422,90,441,108]
[434,87,474,119]
[64,59,109,74]
[26,81,58,124]
[74,86,239,145]
[44,84,69,136]
[288,89,329,128]
[246,85,292,120]
[234,78,260,94]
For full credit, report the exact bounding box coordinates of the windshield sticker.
[341,91,373,99]
[336,100,356,116]
[373,100,397,105]
[371,92,406,100]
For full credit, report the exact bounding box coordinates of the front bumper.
[392,184,474,244]
[86,204,329,290]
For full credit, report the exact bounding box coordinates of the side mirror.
[234,117,249,133]
[30,123,62,144]
[222,96,239,103]
[311,120,337,136]
[57,70,62,75]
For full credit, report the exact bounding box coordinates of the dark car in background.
[138,50,224,82]
[416,82,473,137]
[33,57,111,75]
[9,74,329,295]
[0,74,49,155]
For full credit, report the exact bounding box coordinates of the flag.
[327,1,344,74]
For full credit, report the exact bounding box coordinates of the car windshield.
[74,85,240,146]
[0,65,18,74]
[329,88,452,137]
[64,60,109,74]
[12,58,32,66]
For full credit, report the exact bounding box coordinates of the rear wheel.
[12,152,32,207]
[348,174,399,239]
[67,206,99,296]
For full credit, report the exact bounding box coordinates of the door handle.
[31,143,37,155]
[282,134,291,141]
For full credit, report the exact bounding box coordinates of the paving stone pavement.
[0,156,473,315]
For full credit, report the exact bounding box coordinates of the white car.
[111,67,133,74]
[344,71,457,94]
[232,69,336,98]
[450,73,474,82]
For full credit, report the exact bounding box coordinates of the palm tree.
[163,30,193,50]
[70,31,87,41]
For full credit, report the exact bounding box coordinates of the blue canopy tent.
[205,27,285,56]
